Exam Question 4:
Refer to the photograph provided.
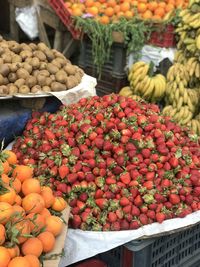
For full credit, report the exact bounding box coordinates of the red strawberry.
[123,204,132,214]
[72,215,82,228]
[67,173,78,184]
[129,220,140,230]
[77,200,86,211]
[120,172,131,185]
[56,183,67,193]
[143,181,154,190]
[120,219,129,230]
[131,205,140,216]
[141,148,151,158]
[134,195,143,207]
[111,221,121,231]
[58,165,69,179]
[156,212,165,223]
[147,210,156,220]
[108,212,117,223]
[119,197,130,207]
[169,157,179,168]
[95,198,108,209]
[113,166,124,175]
[169,194,180,205]
[139,214,148,225]
[145,172,155,181]
[79,192,88,202]
[116,209,124,219]
[106,177,116,185]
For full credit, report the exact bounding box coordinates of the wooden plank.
[43,206,70,267]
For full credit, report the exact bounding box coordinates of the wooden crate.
[44,206,70,267]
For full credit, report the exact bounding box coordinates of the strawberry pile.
[12,94,200,231]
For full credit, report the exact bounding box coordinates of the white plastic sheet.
[15,5,38,40]
[60,211,200,266]
[128,45,176,69]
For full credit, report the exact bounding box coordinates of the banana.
[175,73,181,83]
[132,64,149,82]
[181,111,193,125]
[139,76,152,95]
[196,120,200,135]
[183,89,189,104]
[130,62,146,73]
[162,105,173,115]
[191,119,198,133]
[119,87,133,97]
[196,34,200,49]
[179,81,185,96]
[195,62,200,78]
[175,89,180,103]
[177,96,183,111]
[142,79,155,100]
[187,96,195,112]
[189,60,197,76]
[167,66,175,82]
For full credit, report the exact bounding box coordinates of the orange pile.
[65,0,189,23]
[0,150,67,267]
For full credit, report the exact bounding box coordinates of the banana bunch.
[119,86,143,101]
[187,119,200,135]
[162,105,193,125]
[164,63,199,125]
[128,61,166,102]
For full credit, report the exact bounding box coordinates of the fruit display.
[163,0,200,134]
[11,94,200,231]
[65,0,188,23]
[0,36,84,96]
[127,61,166,102]
[0,149,67,266]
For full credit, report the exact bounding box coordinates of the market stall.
[0,0,200,266]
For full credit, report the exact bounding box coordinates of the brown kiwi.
[8,73,17,83]
[51,81,66,91]
[25,76,37,88]
[19,85,30,94]
[15,78,25,88]
[0,64,10,76]
[16,68,29,80]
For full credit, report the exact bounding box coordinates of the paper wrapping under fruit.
[59,210,200,266]
[49,74,97,105]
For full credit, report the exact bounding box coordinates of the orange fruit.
[26,213,45,232]
[14,195,22,206]
[3,150,18,165]
[120,2,130,12]
[21,178,41,196]
[137,3,147,13]
[154,7,165,17]
[165,3,174,11]
[1,174,10,185]
[39,208,51,219]
[15,220,31,244]
[8,256,31,267]
[12,165,33,182]
[52,197,67,212]
[87,6,99,16]
[152,14,162,20]
[41,189,55,209]
[142,10,153,19]
[105,7,115,17]
[45,215,63,236]
[0,224,5,245]
[0,202,13,224]
[0,187,16,205]
[41,186,52,194]
[1,160,10,174]
[99,15,110,24]
[12,205,26,220]
[158,1,166,8]
[107,0,117,7]
[12,178,21,193]
[0,246,11,267]
[22,193,45,214]
[21,237,43,257]
[148,1,158,11]
[113,4,120,13]
[7,245,20,259]
[85,0,94,7]
[71,7,83,16]
[124,10,134,19]
[37,231,55,253]
[24,255,40,267]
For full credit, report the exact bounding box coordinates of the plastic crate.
[48,0,81,39]
[83,66,128,96]
[98,223,200,267]
[78,39,127,78]
[147,24,176,48]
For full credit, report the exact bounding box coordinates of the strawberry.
[95,198,108,210]
[119,197,130,206]
[141,148,151,158]
[123,204,132,214]
[79,192,88,202]
[156,212,165,223]
[116,209,124,219]
[131,205,140,216]
[108,212,117,223]
[72,215,82,228]
[147,210,156,220]
[120,172,131,185]
[129,220,140,230]
[169,157,179,168]
[77,200,86,211]
[169,194,180,205]
[95,189,104,199]
[139,214,148,225]
[58,165,69,179]
[111,221,121,231]
[134,195,143,207]
[106,177,116,185]
[120,219,129,230]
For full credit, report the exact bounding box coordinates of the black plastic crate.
[97,223,200,267]
[83,66,128,96]
[79,39,127,78]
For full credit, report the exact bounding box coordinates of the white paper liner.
[49,74,97,105]
[59,210,200,266]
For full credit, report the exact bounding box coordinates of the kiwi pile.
[0,35,84,96]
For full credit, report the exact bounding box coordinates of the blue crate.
[97,223,200,267]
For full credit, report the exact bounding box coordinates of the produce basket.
[48,0,81,39]
[44,206,70,267]
[97,222,200,267]
[147,24,176,48]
